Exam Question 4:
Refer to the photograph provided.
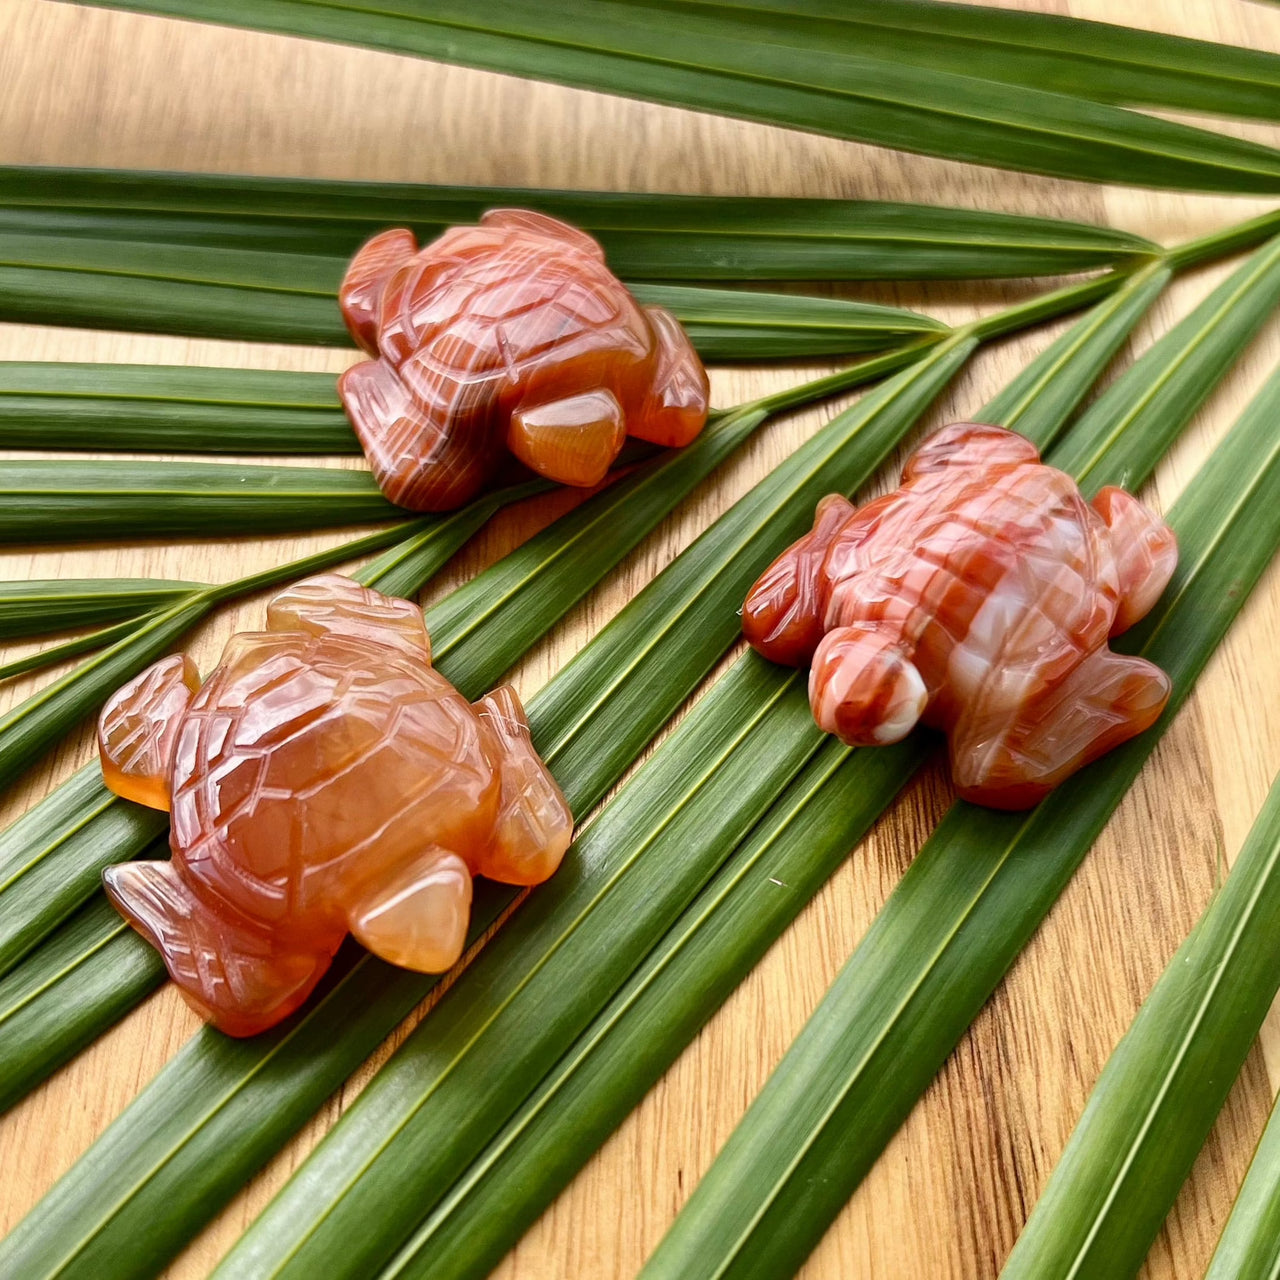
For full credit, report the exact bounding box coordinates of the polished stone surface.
[743,423,1178,809]
[339,210,710,510]
[98,574,572,1036]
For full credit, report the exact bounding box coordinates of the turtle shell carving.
[742,423,1179,810]
[338,209,711,511]
[97,574,572,1037]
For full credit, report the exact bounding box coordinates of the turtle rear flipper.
[103,860,334,1038]
[339,227,418,356]
[97,654,200,811]
[1093,486,1178,635]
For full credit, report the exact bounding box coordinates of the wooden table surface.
[3,1,1280,1276]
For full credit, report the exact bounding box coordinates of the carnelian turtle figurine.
[97,574,572,1037]
[743,423,1179,810]
[338,209,711,510]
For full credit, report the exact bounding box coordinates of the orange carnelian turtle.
[743,423,1179,810]
[338,209,710,511]
[97,574,572,1037]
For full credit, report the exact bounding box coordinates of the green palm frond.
[1205,1092,1280,1280]
[0,230,951,351]
[0,577,199,640]
[1002,745,1280,1277]
[639,244,1280,1280]
[0,337,971,1277]
[67,0,1280,192]
[0,363,357,454]
[3,8,1280,1264]
[1,165,1158,277]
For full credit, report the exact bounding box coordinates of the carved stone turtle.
[338,209,710,511]
[98,574,572,1036]
[742,423,1179,809]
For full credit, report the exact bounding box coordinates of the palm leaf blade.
[683,0,1280,123]
[639,267,1280,1280]
[0,618,182,685]
[1205,1094,1280,1280]
[0,344,969,1280]
[1002,742,1280,1276]
[632,284,947,360]
[976,263,1171,447]
[0,898,164,1114]
[0,362,356,454]
[71,0,1280,193]
[0,768,166,978]
[0,460,402,541]
[0,230,949,352]
[365,266,1175,1280]
[0,163,1160,278]
[1050,240,1280,491]
[0,349,941,1150]
[0,577,200,640]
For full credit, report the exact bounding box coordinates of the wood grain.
[2,1,1280,1276]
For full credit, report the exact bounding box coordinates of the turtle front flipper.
[98,654,200,811]
[949,646,1171,810]
[742,493,856,667]
[102,860,335,1037]
[338,353,504,511]
[472,685,573,886]
[628,305,710,448]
